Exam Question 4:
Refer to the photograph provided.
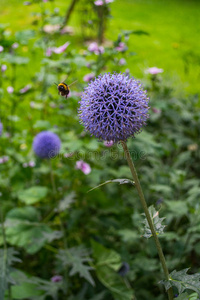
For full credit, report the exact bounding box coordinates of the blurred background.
[0,1,200,300]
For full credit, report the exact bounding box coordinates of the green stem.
[49,160,68,294]
[121,141,173,300]
[49,159,56,196]
[0,207,12,300]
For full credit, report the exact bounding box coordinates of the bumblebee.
[55,80,77,99]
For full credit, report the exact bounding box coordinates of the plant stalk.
[120,141,173,300]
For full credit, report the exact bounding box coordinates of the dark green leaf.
[92,240,134,300]
[161,269,200,296]
[17,186,48,204]
[5,207,52,254]
[142,205,166,238]
[56,246,95,286]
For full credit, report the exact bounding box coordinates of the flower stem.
[49,159,56,196]
[120,141,173,300]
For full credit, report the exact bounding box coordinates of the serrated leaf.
[88,178,134,192]
[142,205,166,238]
[56,246,95,286]
[57,192,76,212]
[161,269,200,296]
[0,248,21,299]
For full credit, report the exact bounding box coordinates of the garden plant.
[0,1,200,300]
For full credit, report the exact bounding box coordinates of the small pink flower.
[53,42,70,54]
[7,86,14,94]
[145,67,164,75]
[20,84,31,94]
[94,0,113,5]
[0,156,9,164]
[152,107,161,114]
[51,275,63,282]
[64,152,74,158]
[43,0,48,2]
[94,0,103,5]
[88,42,104,55]
[76,160,91,175]
[1,65,7,72]
[46,47,52,57]
[98,46,104,54]
[30,101,35,108]
[29,161,35,167]
[23,163,28,168]
[0,46,4,53]
[43,24,60,34]
[104,140,114,147]
[83,73,95,82]
[119,58,126,66]
[88,42,99,52]
[12,42,19,49]
[115,42,126,52]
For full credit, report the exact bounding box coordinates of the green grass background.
[1,0,200,96]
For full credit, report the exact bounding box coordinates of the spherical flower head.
[33,131,61,159]
[79,73,149,143]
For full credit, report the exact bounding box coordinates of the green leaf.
[142,205,166,238]
[5,207,52,254]
[91,240,121,271]
[15,29,35,44]
[0,248,21,299]
[57,192,76,212]
[161,269,200,296]
[17,186,48,204]
[33,120,51,129]
[88,178,134,193]
[56,246,95,286]
[11,282,43,299]
[92,240,134,300]
[2,54,29,65]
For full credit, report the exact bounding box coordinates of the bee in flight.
[55,79,77,99]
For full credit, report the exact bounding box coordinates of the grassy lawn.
[1,0,200,96]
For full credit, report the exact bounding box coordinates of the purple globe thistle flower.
[33,131,61,159]
[0,121,3,136]
[78,73,149,143]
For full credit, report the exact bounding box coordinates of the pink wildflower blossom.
[145,67,164,75]
[76,160,91,175]
[7,86,14,94]
[1,65,7,72]
[83,73,95,82]
[20,84,31,94]
[104,140,114,147]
